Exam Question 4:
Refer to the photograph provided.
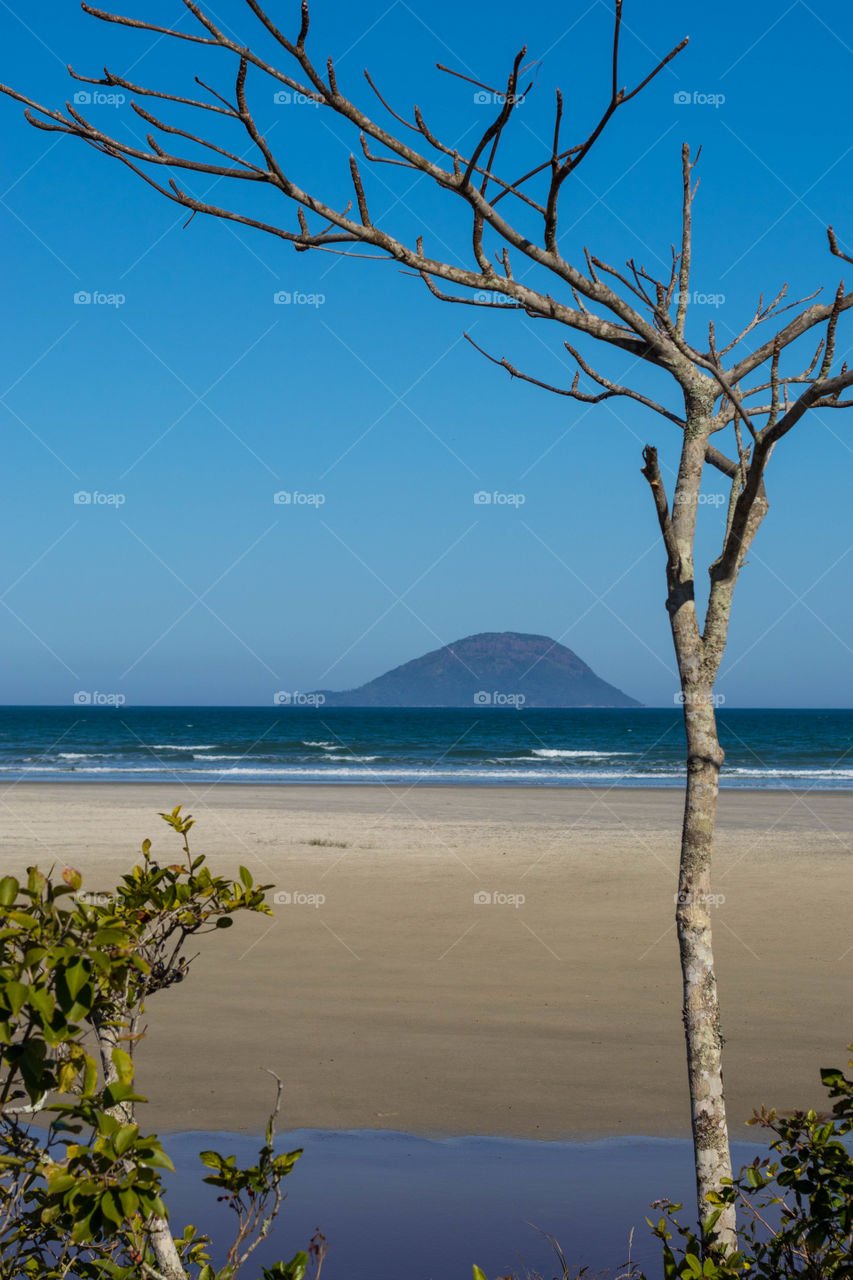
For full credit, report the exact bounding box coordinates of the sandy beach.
[3,783,850,1140]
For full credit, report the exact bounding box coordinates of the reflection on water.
[162,1130,764,1278]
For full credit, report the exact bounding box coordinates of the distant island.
[312,632,641,708]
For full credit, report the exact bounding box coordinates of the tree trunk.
[676,689,736,1251]
[90,1004,134,1126]
[91,1001,189,1280]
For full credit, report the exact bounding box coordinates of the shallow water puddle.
[163,1130,764,1277]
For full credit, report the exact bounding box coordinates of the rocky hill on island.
[312,631,641,708]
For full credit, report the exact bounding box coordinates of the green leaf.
[45,1171,78,1195]
[26,869,46,895]
[56,967,94,1019]
[198,1150,225,1170]
[119,1186,140,1218]
[3,981,28,1017]
[64,987,95,1023]
[111,1046,134,1086]
[62,960,89,1001]
[70,1210,96,1244]
[215,916,233,928]
[137,1145,175,1172]
[27,986,55,1022]
[273,1148,303,1176]
[0,876,19,906]
[473,1268,488,1280]
[273,1252,309,1280]
[93,927,129,947]
[102,1081,142,1108]
[239,866,253,889]
[82,1054,98,1097]
[112,1123,139,1156]
[99,1189,124,1227]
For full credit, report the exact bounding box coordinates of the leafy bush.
[0,807,323,1280]
[647,1052,853,1278]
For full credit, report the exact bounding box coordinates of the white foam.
[0,760,849,788]
[726,767,853,779]
[327,755,380,763]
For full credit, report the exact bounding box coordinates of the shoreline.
[4,783,850,1140]
[6,778,852,794]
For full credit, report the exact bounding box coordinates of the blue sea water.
[0,706,851,788]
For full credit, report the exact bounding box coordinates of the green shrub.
[0,807,322,1280]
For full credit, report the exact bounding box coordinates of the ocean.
[0,706,850,788]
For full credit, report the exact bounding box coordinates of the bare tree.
[4,0,853,1254]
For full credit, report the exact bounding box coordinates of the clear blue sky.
[1,0,851,707]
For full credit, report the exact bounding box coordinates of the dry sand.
[3,783,851,1139]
